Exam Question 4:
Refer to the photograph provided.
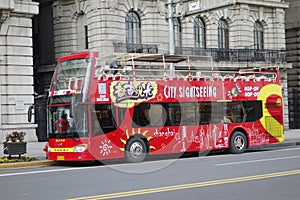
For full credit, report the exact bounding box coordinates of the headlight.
[73,144,88,152]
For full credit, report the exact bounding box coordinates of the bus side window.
[180,103,197,125]
[148,104,165,127]
[132,103,150,127]
[243,101,263,122]
[199,102,211,124]
[166,103,181,126]
[117,107,126,127]
[226,102,246,123]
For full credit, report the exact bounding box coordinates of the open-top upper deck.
[95,53,279,82]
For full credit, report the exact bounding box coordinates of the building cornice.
[235,0,289,9]
[185,0,289,17]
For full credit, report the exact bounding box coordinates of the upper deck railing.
[95,53,278,82]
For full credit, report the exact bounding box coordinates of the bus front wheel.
[125,137,147,163]
[229,131,247,154]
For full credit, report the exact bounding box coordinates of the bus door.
[90,104,126,160]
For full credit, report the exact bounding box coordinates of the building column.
[0,0,39,142]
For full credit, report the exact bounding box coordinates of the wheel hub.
[129,142,144,159]
[234,136,245,150]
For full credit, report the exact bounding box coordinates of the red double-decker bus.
[43,52,284,162]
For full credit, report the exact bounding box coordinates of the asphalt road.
[0,146,299,200]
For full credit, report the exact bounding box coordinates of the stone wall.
[0,0,39,142]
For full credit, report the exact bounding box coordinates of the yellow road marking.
[68,170,300,200]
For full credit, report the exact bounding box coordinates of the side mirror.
[28,105,34,122]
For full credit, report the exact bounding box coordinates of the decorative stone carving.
[0,10,10,24]
[157,0,167,16]
[109,0,118,10]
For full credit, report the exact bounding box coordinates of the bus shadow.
[52,146,285,168]
[52,150,227,167]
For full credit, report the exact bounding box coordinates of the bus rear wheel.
[125,137,147,163]
[229,131,247,154]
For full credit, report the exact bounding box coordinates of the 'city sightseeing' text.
[164,85,217,99]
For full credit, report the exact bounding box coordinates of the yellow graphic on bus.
[110,81,158,108]
[119,128,156,152]
[257,84,284,142]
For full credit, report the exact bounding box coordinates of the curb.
[0,160,54,169]
[264,141,300,148]
[248,140,300,150]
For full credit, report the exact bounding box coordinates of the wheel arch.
[126,134,150,153]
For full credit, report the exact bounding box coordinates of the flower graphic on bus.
[119,128,156,152]
[227,83,242,99]
[99,139,113,156]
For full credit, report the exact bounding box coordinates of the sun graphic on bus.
[119,128,156,151]
[99,139,113,156]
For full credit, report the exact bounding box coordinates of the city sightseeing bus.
[42,52,284,162]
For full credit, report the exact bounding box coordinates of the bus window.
[93,104,117,136]
[132,103,167,127]
[166,103,181,126]
[199,102,235,124]
[51,108,72,133]
[133,103,151,127]
[242,101,263,122]
[180,103,197,125]
[225,102,246,123]
[148,104,165,127]
[117,107,126,126]
[48,104,88,138]
[210,102,228,124]
[163,102,198,126]
[199,102,212,124]
[91,109,102,136]
[71,104,89,137]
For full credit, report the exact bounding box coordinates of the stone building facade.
[0,0,39,142]
[285,0,300,128]
[34,0,291,130]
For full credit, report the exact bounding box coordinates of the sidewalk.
[1,129,300,168]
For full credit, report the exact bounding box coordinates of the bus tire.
[229,131,247,154]
[125,137,147,163]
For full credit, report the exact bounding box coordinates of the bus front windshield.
[48,105,89,138]
[53,58,92,92]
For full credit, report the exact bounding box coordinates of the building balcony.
[113,42,158,54]
[113,43,286,64]
[175,47,286,63]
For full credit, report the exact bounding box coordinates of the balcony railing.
[113,42,158,54]
[175,47,286,63]
[113,43,286,64]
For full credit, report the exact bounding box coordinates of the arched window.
[125,11,141,47]
[194,17,206,48]
[254,21,264,50]
[218,19,229,49]
[174,17,182,47]
[77,14,88,51]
